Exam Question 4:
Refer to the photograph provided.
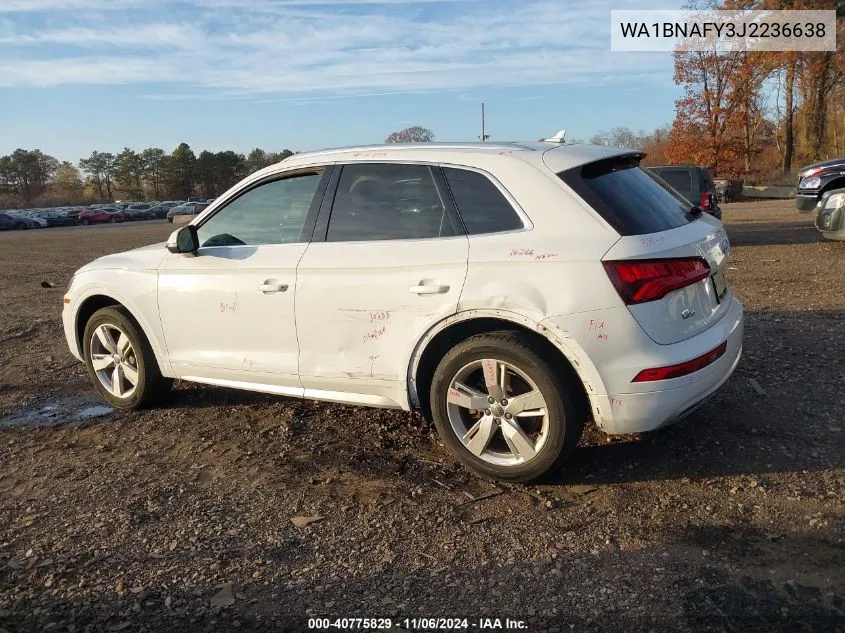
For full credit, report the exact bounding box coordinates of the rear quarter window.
[559,156,693,236]
[442,167,523,235]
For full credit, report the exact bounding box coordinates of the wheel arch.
[74,291,172,376]
[407,310,609,429]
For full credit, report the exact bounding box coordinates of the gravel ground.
[0,200,843,633]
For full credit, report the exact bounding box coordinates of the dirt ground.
[0,200,843,633]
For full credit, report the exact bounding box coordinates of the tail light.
[603,257,711,305]
[632,341,727,382]
[700,192,714,210]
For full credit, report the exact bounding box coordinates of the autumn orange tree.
[667,0,843,179]
[667,48,748,176]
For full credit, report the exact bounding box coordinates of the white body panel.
[603,216,732,345]
[62,140,744,436]
[295,237,469,408]
[63,244,172,376]
[157,244,305,388]
[541,296,743,434]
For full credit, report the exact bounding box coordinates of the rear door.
[295,162,468,406]
[559,156,731,345]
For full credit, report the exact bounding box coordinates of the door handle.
[409,282,450,295]
[257,282,289,293]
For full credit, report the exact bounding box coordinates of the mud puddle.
[0,395,115,429]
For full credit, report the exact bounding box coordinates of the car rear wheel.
[13,222,26,230]
[83,306,172,409]
[430,330,584,482]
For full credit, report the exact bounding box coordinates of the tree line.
[663,0,844,180]
[0,128,435,208]
[568,2,845,181]
[0,144,294,208]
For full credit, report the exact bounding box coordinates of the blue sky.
[0,0,683,163]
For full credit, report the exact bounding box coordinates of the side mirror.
[166,225,199,254]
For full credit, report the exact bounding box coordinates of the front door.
[157,168,329,392]
[295,162,468,407]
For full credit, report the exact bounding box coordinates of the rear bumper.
[605,340,742,434]
[543,295,743,435]
[599,296,743,434]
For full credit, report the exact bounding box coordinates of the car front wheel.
[83,306,172,409]
[430,330,584,482]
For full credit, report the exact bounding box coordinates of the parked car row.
[0,211,42,230]
[166,201,212,222]
[0,200,191,229]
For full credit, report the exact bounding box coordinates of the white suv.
[62,139,743,482]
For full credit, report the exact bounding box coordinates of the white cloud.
[0,0,673,97]
[0,23,204,48]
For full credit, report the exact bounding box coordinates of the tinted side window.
[326,163,453,242]
[197,172,322,248]
[442,167,522,235]
[560,157,692,236]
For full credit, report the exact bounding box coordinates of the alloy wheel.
[446,358,549,466]
[89,324,139,399]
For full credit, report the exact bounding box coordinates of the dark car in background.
[796,157,845,213]
[146,204,171,219]
[122,204,156,221]
[648,165,722,220]
[33,209,77,227]
[0,212,40,230]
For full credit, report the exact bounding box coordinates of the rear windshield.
[656,169,693,195]
[559,156,693,235]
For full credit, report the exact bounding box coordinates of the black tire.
[82,306,173,409]
[79,219,89,226]
[429,330,584,483]
[13,222,25,230]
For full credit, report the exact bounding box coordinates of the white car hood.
[77,242,168,274]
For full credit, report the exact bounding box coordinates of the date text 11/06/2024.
[308,617,529,630]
